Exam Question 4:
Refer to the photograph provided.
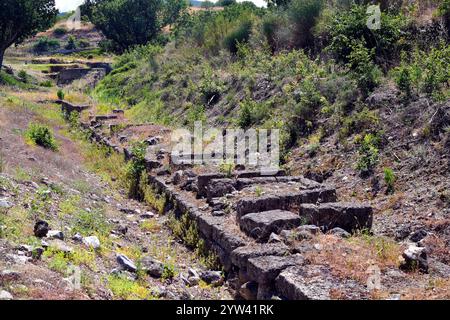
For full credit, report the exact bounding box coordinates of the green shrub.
[384,167,395,194]
[262,12,282,52]
[223,20,252,54]
[65,35,77,50]
[126,142,147,199]
[287,0,324,48]
[237,99,269,129]
[40,80,53,87]
[33,37,60,53]
[72,208,111,237]
[53,27,67,37]
[26,123,58,151]
[356,133,380,176]
[17,70,28,83]
[57,89,65,100]
[437,0,450,35]
[77,38,90,48]
[395,63,412,100]
[0,71,21,86]
[393,45,449,100]
[346,40,381,96]
[326,4,408,66]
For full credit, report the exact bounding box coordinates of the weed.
[140,219,161,233]
[356,133,380,176]
[255,186,263,197]
[57,89,65,100]
[384,167,396,194]
[219,162,233,178]
[107,275,154,300]
[162,263,176,280]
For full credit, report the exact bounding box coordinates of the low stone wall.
[71,113,374,300]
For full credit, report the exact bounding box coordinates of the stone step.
[206,176,321,200]
[60,100,90,115]
[236,187,337,218]
[275,265,369,300]
[247,254,305,299]
[197,170,286,198]
[240,210,302,242]
[298,202,373,233]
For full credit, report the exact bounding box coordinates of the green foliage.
[356,133,381,176]
[438,0,450,34]
[65,35,77,50]
[57,89,65,100]
[161,263,175,280]
[219,162,234,177]
[223,20,252,54]
[107,274,154,300]
[33,37,60,53]
[17,70,29,83]
[72,208,111,237]
[39,80,53,87]
[0,71,22,86]
[0,0,57,67]
[326,4,408,66]
[346,40,381,96]
[287,0,324,48]
[87,0,186,51]
[126,142,147,199]
[395,62,412,100]
[237,99,269,129]
[384,167,395,194]
[53,27,67,37]
[393,44,450,100]
[26,123,58,151]
[174,2,262,53]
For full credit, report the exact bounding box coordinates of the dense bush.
[126,142,147,199]
[33,37,60,53]
[53,27,67,37]
[326,4,409,67]
[356,133,381,176]
[287,0,324,49]
[223,20,253,54]
[26,123,58,151]
[87,0,186,51]
[346,40,381,96]
[394,44,450,100]
[65,35,77,50]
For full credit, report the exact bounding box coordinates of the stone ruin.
[61,102,374,300]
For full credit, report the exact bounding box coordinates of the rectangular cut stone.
[197,174,226,197]
[230,243,290,269]
[240,210,302,242]
[236,187,337,218]
[299,202,373,232]
[275,265,369,300]
[247,254,304,285]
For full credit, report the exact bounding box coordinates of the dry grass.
[304,234,403,284]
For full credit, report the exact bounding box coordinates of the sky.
[55,0,266,12]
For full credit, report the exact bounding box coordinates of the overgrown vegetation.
[92,1,448,165]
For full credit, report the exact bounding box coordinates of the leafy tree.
[217,0,236,6]
[86,0,186,52]
[0,0,57,69]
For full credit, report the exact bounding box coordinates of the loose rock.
[117,254,137,273]
[34,220,49,238]
[82,236,101,249]
[401,244,428,273]
[140,256,164,278]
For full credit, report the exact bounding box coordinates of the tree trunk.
[0,49,4,72]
